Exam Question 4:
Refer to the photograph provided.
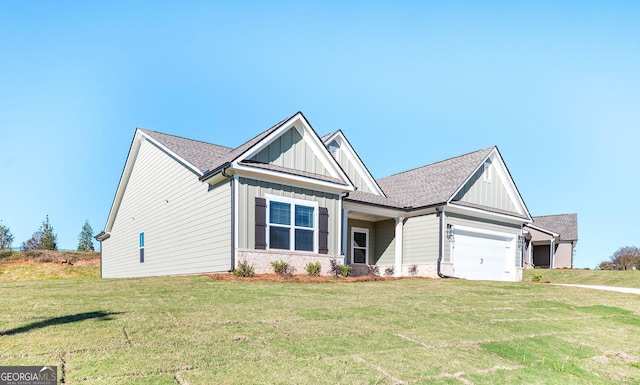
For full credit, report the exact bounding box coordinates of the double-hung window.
[266,195,318,252]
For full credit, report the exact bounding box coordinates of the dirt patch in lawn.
[206,273,402,283]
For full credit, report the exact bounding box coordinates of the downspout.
[340,192,349,266]
[222,167,235,272]
[436,206,454,278]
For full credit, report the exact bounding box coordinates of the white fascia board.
[446,202,529,225]
[324,130,386,197]
[233,113,352,186]
[231,163,354,194]
[343,201,405,219]
[447,147,531,221]
[525,223,559,238]
[138,130,203,177]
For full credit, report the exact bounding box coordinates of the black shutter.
[319,207,329,254]
[255,197,267,250]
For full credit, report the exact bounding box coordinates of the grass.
[522,269,640,288]
[0,250,100,281]
[2,272,640,384]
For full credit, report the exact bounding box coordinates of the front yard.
[2,273,640,384]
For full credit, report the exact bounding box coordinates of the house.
[523,214,578,269]
[97,112,534,281]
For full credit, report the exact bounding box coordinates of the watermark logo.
[0,366,57,385]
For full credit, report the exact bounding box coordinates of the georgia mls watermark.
[0,366,57,385]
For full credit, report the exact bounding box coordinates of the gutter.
[199,162,232,182]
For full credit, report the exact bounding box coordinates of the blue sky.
[1,1,638,268]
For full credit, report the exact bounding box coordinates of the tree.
[21,231,43,251]
[0,221,14,250]
[77,220,95,252]
[38,215,58,251]
[609,246,640,270]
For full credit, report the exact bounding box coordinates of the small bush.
[532,273,543,282]
[408,264,418,276]
[367,265,379,276]
[340,265,352,277]
[329,259,341,278]
[384,266,395,276]
[233,260,255,277]
[271,260,294,277]
[305,261,322,276]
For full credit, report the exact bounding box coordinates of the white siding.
[101,139,231,278]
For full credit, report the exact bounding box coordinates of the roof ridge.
[138,128,234,150]
[533,213,578,218]
[379,146,495,180]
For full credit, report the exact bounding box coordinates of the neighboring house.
[523,214,578,269]
[97,111,534,281]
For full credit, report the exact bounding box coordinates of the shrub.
[532,273,543,282]
[233,260,255,277]
[384,266,395,276]
[305,261,322,276]
[340,265,352,277]
[329,259,341,278]
[367,265,379,276]
[408,264,418,276]
[271,260,294,277]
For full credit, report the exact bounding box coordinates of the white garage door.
[453,228,516,281]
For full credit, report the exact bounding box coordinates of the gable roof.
[531,214,578,242]
[376,147,494,208]
[138,129,233,173]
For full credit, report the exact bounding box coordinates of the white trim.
[524,223,559,238]
[233,175,239,259]
[453,224,517,240]
[483,161,492,183]
[447,147,531,221]
[230,163,354,194]
[351,227,369,264]
[139,130,203,176]
[265,193,319,253]
[230,164,353,194]
[323,131,386,197]
[394,217,404,277]
[446,203,531,225]
[233,113,353,185]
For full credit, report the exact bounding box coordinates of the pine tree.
[0,221,14,250]
[77,220,95,252]
[39,215,58,251]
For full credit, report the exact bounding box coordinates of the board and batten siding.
[329,140,373,194]
[402,214,440,264]
[444,213,521,265]
[453,164,517,213]
[250,127,331,177]
[236,177,341,255]
[101,138,231,278]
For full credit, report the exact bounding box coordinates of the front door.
[351,227,369,264]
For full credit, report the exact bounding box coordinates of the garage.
[452,227,517,281]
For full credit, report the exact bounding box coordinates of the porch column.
[342,209,350,264]
[395,217,404,277]
[550,239,555,269]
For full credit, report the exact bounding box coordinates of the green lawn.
[2,276,640,384]
[523,269,640,288]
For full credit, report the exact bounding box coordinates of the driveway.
[554,284,640,295]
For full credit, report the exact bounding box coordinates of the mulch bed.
[205,273,402,283]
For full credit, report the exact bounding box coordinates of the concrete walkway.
[554,284,640,295]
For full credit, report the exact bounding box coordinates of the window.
[139,232,144,263]
[328,141,339,158]
[351,227,369,264]
[483,161,492,183]
[266,195,318,252]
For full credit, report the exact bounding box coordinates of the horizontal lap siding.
[403,214,439,264]
[102,139,231,278]
[554,243,573,268]
[237,177,340,255]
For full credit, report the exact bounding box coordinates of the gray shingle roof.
[532,214,578,241]
[347,147,494,209]
[139,129,233,173]
[139,113,296,175]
